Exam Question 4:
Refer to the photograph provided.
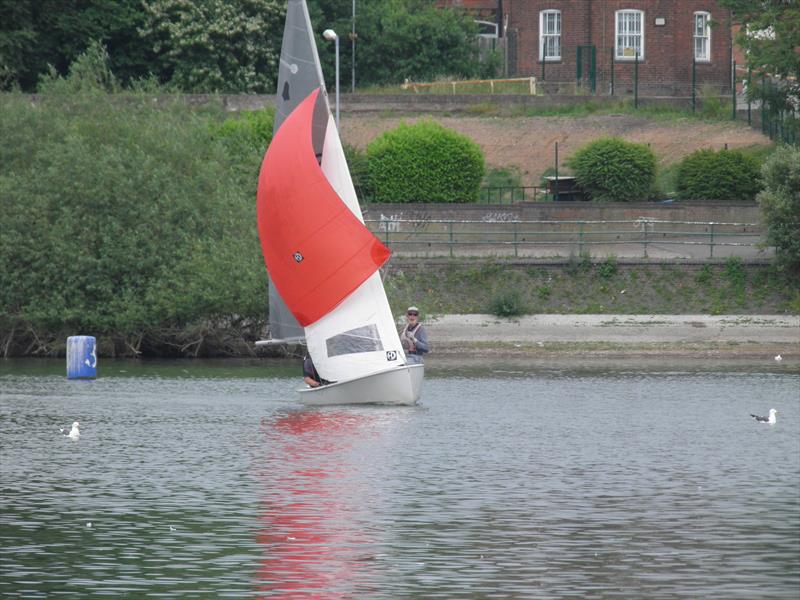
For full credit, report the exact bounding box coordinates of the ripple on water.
[0,367,798,598]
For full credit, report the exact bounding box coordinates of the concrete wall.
[361,202,761,225]
[169,93,706,114]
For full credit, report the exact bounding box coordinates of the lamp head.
[323,29,338,41]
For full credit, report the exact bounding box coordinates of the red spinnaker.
[256,88,390,326]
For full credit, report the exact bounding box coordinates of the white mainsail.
[308,113,407,383]
[257,0,417,400]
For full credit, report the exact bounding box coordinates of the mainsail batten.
[257,88,391,327]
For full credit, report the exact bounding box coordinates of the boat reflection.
[255,408,393,598]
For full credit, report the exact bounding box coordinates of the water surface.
[1,359,798,598]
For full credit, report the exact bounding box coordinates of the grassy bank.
[384,258,800,317]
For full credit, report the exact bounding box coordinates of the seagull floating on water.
[750,409,777,425]
[775,354,783,362]
[60,421,80,440]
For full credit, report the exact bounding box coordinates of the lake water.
[1,358,798,599]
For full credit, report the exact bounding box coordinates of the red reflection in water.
[255,410,378,598]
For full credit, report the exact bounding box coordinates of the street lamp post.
[323,28,340,130]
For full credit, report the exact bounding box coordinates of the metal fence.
[366,218,767,260]
[478,186,546,203]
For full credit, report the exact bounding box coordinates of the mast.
[267,0,331,342]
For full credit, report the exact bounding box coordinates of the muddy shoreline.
[422,314,799,366]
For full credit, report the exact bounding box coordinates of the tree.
[0,47,267,356]
[308,0,482,88]
[140,0,284,93]
[758,145,800,271]
[719,0,800,110]
[0,0,156,91]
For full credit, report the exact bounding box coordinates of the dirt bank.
[341,113,769,185]
[423,314,799,364]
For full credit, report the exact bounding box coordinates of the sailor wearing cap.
[400,306,429,364]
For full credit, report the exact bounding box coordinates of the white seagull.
[60,421,81,440]
[750,409,777,425]
[775,354,783,362]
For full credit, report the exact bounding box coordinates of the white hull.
[297,364,424,406]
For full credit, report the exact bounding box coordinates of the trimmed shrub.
[676,148,761,201]
[758,145,800,270]
[568,137,657,202]
[366,121,485,202]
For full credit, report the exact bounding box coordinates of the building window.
[539,10,561,61]
[694,12,711,61]
[615,9,644,60]
[475,20,498,39]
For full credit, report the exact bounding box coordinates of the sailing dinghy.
[255,0,423,406]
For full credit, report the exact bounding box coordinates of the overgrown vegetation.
[0,47,267,358]
[385,261,800,317]
[758,145,800,271]
[568,137,657,202]
[676,148,762,201]
[365,121,485,202]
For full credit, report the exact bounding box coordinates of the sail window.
[326,325,384,357]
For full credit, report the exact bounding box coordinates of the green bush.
[597,255,619,279]
[568,137,657,202]
[214,109,274,155]
[676,149,761,201]
[758,145,800,270]
[343,144,370,199]
[0,49,266,356]
[488,289,525,317]
[365,121,485,202]
[483,166,522,188]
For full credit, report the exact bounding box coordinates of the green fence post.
[732,60,737,120]
[590,46,597,93]
[448,221,454,258]
[747,67,752,125]
[578,221,584,255]
[634,51,639,108]
[554,142,559,201]
[577,46,583,85]
[709,223,715,258]
[761,74,766,134]
[642,223,649,258]
[692,55,696,113]
[513,221,519,257]
[610,47,615,95]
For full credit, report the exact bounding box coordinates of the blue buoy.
[67,336,97,379]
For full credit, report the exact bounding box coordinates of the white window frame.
[539,9,561,62]
[615,9,644,60]
[694,12,711,62]
[475,20,498,39]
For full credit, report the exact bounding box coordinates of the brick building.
[438,1,734,96]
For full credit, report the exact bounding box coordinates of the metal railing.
[479,186,546,203]
[366,218,767,260]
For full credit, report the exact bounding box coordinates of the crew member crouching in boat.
[302,355,330,387]
[400,306,429,364]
